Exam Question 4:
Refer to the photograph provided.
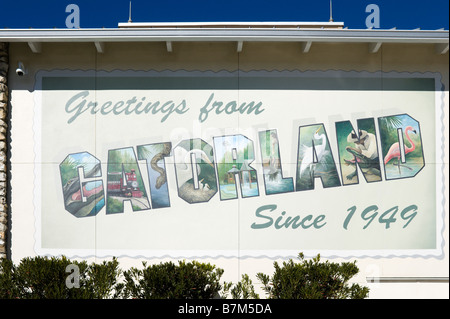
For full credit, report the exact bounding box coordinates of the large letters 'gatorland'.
[60,113,424,216]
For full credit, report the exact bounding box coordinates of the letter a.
[296,124,341,191]
[365,4,380,29]
[106,147,150,214]
[65,4,80,29]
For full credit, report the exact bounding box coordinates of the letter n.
[335,118,382,185]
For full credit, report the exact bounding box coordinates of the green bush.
[1,253,369,299]
[228,274,260,299]
[121,260,226,299]
[256,253,369,299]
[81,257,123,298]
[0,258,19,299]
[0,256,122,299]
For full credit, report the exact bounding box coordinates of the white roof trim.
[117,21,346,28]
[1,27,448,44]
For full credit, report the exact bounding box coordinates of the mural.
[378,114,425,180]
[173,139,217,203]
[34,70,443,258]
[296,124,341,191]
[259,130,294,195]
[137,142,172,209]
[59,152,104,217]
[106,147,150,214]
[214,135,259,200]
[335,118,382,185]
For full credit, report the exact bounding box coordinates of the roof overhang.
[1,25,448,54]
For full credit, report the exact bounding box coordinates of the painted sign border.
[31,69,446,259]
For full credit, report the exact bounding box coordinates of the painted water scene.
[259,130,295,194]
[214,135,259,200]
[59,152,105,218]
[378,114,424,180]
[296,124,341,191]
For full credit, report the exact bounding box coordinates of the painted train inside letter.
[107,164,143,198]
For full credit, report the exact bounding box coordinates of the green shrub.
[0,258,20,299]
[1,253,369,299]
[0,256,122,299]
[82,258,123,298]
[229,274,260,299]
[121,260,226,299]
[256,253,369,299]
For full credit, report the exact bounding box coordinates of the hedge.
[0,253,369,299]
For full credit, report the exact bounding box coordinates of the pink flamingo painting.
[383,126,417,172]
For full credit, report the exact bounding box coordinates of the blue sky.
[1,0,448,30]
